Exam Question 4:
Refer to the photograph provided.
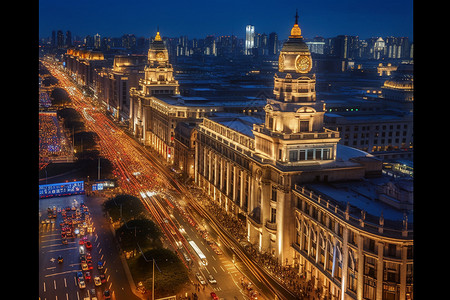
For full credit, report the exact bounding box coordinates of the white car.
[94,276,102,286]
[195,272,206,285]
[207,274,216,284]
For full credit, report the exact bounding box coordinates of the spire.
[290,9,302,38]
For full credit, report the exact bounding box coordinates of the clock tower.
[142,30,180,96]
[274,10,314,102]
[253,10,339,164]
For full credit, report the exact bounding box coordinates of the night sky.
[39,0,413,40]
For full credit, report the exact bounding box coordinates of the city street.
[39,195,140,300]
[41,58,285,300]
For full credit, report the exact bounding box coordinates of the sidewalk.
[108,221,146,300]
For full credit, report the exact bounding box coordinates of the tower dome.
[278,10,312,74]
[147,30,169,66]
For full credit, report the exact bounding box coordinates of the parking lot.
[39,195,114,300]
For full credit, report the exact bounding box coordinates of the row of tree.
[102,194,189,297]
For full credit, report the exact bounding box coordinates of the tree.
[103,194,147,222]
[128,248,189,297]
[115,218,162,252]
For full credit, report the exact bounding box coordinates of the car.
[81,262,88,271]
[78,278,86,289]
[94,276,102,286]
[87,261,94,270]
[76,271,84,279]
[79,239,85,245]
[85,271,91,281]
[210,292,219,300]
[99,274,106,283]
[207,274,216,284]
[103,290,111,299]
[195,272,206,285]
[85,241,92,249]
[57,255,63,263]
[79,246,85,255]
[86,253,92,260]
[97,261,104,270]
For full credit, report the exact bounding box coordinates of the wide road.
[42,58,296,300]
[39,194,140,300]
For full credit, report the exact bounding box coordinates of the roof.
[308,176,413,224]
[281,37,310,52]
[208,112,264,138]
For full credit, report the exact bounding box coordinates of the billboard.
[39,181,85,198]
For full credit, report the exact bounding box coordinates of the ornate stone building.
[195,12,413,300]
[129,31,265,165]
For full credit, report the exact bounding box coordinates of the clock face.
[278,54,284,72]
[295,55,311,73]
[156,52,165,61]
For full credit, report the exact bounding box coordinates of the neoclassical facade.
[129,31,265,164]
[195,13,413,300]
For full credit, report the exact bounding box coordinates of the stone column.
[356,234,364,300]
[376,242,384,300]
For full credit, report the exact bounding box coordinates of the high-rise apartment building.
[268,32,278,55]
[245,25,255,55]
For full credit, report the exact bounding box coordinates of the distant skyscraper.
[66,31,72,48]
[57,30,64,49]
[268,32,278,55]
[51,30,56,47]
[94,33,101,49]
[245,25,255,55]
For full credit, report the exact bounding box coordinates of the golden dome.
[290,24,302,38]
[154,31,162,41]
[289,10,302,38]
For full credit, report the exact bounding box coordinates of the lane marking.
[47,247,78,253]
[44,269,82,278]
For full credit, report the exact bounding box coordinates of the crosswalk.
[217,256,241,275]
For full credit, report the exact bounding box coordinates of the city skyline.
[39,0,413,40]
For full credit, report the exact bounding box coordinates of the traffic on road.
[40,58,273,300]
[39,197,112,300]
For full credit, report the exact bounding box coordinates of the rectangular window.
[299,150,306,160]
[271,186,277,201]
[300,121,309,132]
[270,208,276,223]
[289,150,298,161]
[307,149,315,160]
[268,117,274,129]
[315,149,322,160]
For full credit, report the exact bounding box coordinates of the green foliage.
[115,218,162,252]
[102,194,148,222]
[128,248,189,297]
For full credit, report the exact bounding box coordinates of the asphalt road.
[39,194,140,300]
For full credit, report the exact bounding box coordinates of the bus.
[189,240,208,266]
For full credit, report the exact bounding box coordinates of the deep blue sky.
[39,0,413,40]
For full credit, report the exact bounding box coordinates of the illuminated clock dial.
[295,55,312,73]
[156,52,165,61]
